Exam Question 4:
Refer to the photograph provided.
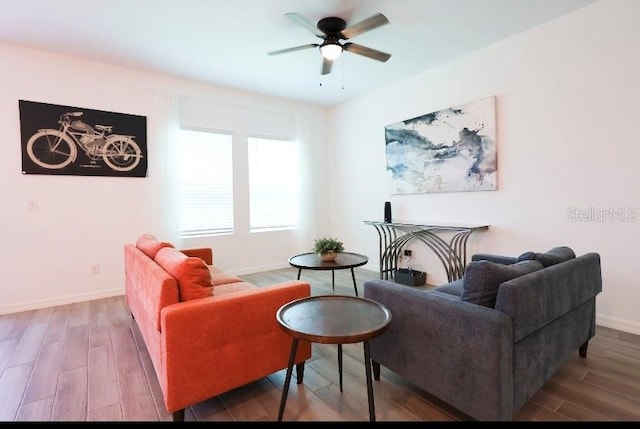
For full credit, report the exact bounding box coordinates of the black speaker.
[384,201,392,223]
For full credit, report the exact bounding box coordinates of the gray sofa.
[363,246,602,421]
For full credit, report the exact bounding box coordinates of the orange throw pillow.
[154,247,213,301]
[136,234,174,259]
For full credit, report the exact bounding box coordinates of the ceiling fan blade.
[268,43,319,56]
[340,13,389,39]
[343,43,391,62]
[285,12,325,38]
[321,58,333,75]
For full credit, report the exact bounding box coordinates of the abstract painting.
[385,96,497,194]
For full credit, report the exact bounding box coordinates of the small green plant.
[312,236,344,255]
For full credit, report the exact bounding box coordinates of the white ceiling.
[0,0,598,107]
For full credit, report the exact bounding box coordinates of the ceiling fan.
[268,12,391,75]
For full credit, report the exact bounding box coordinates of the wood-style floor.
[0,266,639,422]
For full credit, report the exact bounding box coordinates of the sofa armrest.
[180,247,213,265]
[495,252,602,342]
[363,279,514,421]
[159,281,311,411]
[472,253,518,265]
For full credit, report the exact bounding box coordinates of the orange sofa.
[124,234,311,421]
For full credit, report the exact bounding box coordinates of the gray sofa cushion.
[433,279,463,297]
[471,254,518,265]
[517,246,576,267]
[461,260,544,308]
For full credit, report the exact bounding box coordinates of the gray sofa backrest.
[495,252,602,342]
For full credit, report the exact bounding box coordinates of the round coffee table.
[288,252,369,296]
[276,295,392,422]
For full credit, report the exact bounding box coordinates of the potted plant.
[312,236,344,261]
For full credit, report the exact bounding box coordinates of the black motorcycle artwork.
[20,100,148,177]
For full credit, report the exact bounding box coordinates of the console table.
[364,220,489,283]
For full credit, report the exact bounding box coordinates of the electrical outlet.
[90,264,100,275]
[404,249,412,257]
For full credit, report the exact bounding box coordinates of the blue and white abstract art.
[385,96,497,194]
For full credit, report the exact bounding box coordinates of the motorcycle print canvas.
[19,100,147,178]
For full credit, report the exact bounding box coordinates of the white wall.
[328,0,640,334]
[0,43,327,314]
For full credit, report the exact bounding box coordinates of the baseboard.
[596,314,640,335]
[230,262,291,276]
[0,288,124,315]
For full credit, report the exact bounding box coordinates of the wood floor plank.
[526,386,564,412]
[89,324,111,349]
[555,398,611,421]
[542,376,640,421]
[68,300,91,328]
[219,384,270,421]
[30,307,54,325]
[16,396,54,421]
[107,295,133,322]
[618,331,640,346]
[514,399,574,421]
[87,344,119,412]
[41,306,70,345]
[190,396,233,422]
[0,363,32,421]
[603,349,640,368]
[582,371,640,401]
[310,382,368,421]
[89,298,109,321]
[0,310,34,342]
[578,353,640,384]
[0,338,19,375]
[130,321,171,421]
[110,321,158,421]
[375,365,471,420]
[60,325,88,371]
[596,332,640,352]
[22,341,64,403]
[52,366,87,421]
[266,372,350,421]
[234,377,283,422]
[372,369,454,421]
[87,403,123,421]
[8,322,47,366]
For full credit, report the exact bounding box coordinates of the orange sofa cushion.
[209,265,244,285]
[155,247,213,301]
[136,234,174,259]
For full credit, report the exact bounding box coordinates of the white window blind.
[177,129,234,237]
[248,137,299,231]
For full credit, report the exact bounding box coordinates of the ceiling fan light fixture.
[320,42,343,60]
[271,13,391,75]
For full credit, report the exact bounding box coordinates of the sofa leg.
[372,361,381,380]
[295,362,305,384]
[579,340,589,358]
[172,409,185,422]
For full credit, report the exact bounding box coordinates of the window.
[248,137,300,231]
[177,129,233,237]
